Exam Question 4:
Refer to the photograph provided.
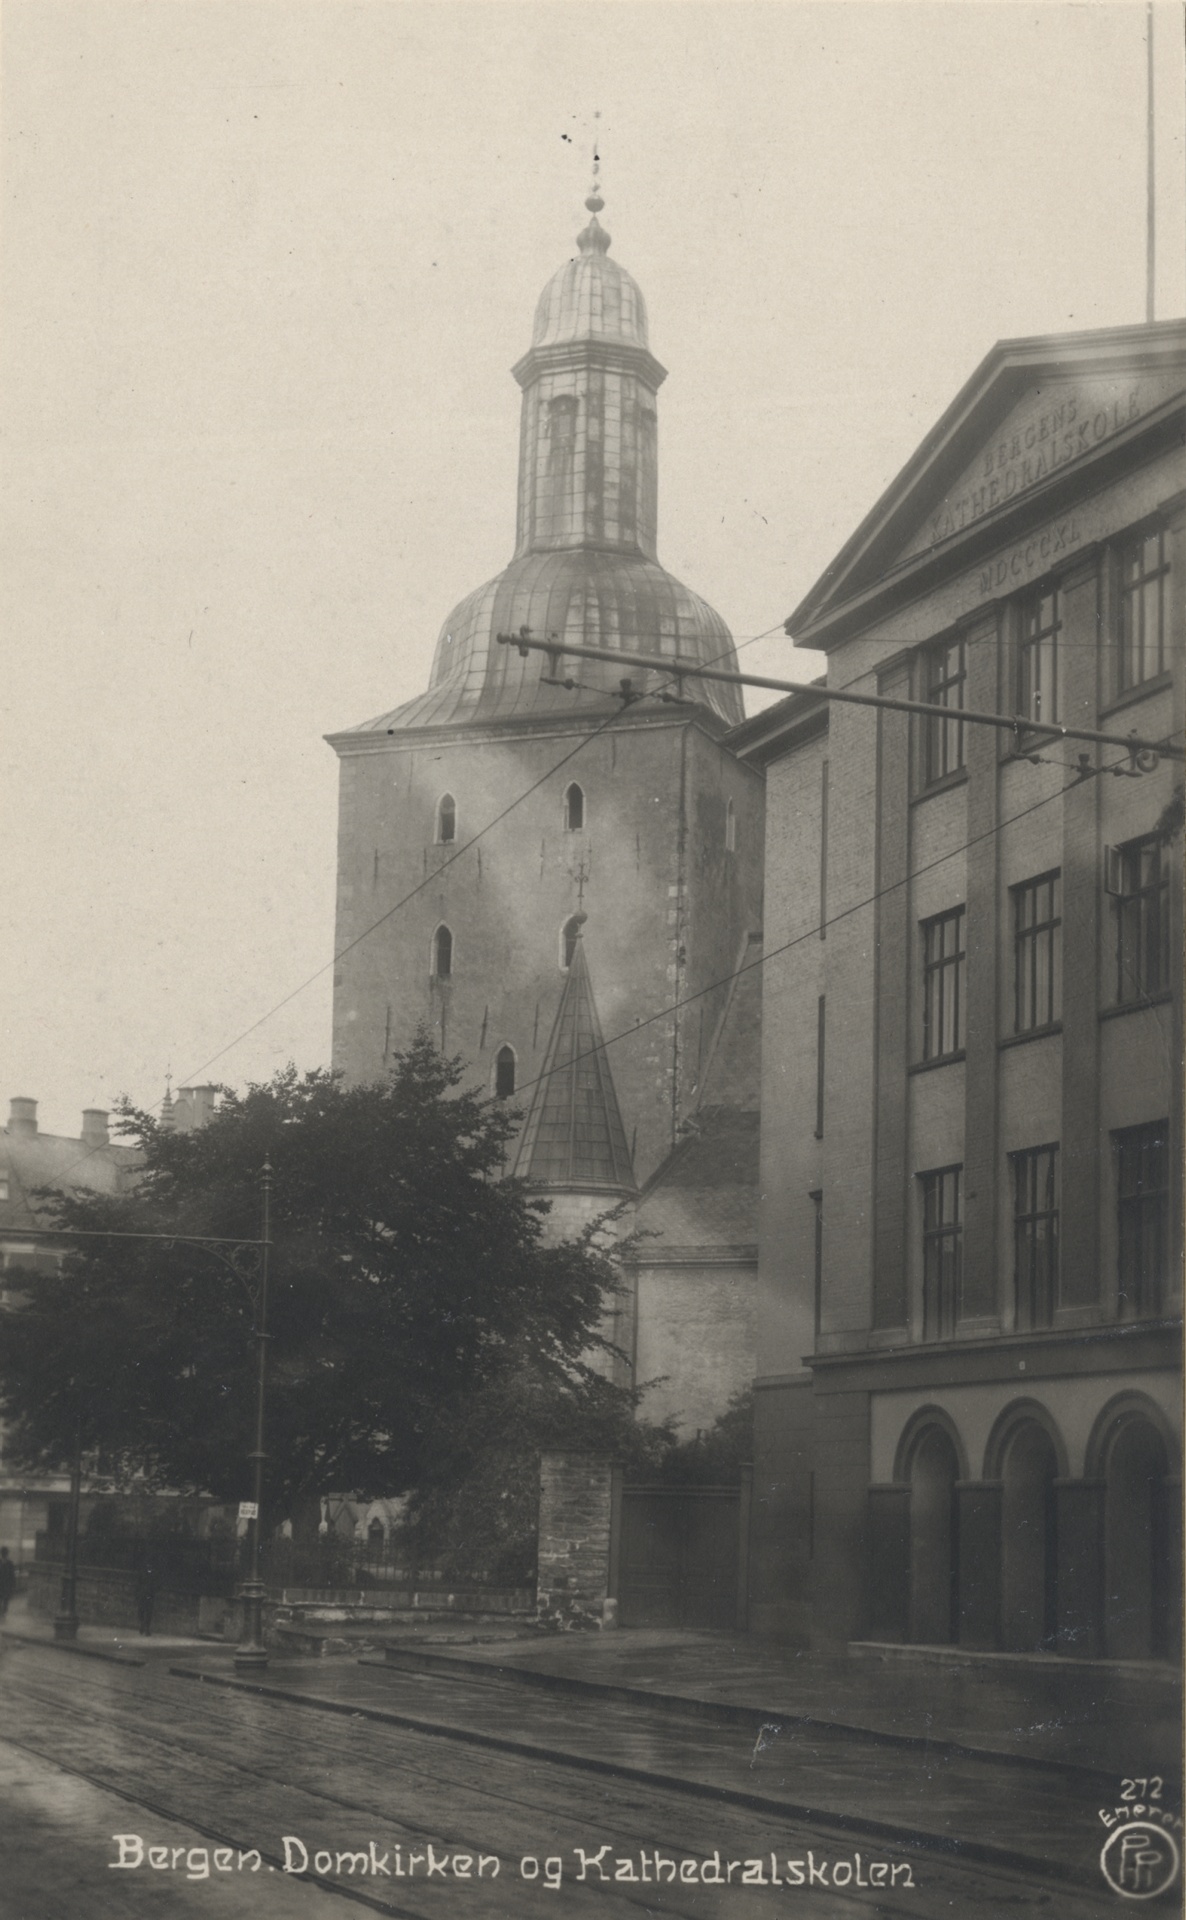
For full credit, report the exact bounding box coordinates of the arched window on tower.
[564,783,585,831]
[560,916,581,970]
[725,797,737,853]
[432,924,453,978]
[436,794,456,844]
[495,1046,516,1098]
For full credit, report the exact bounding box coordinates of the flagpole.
[1146,1,1155,323]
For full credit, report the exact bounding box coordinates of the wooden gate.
[615,1483,747,1630]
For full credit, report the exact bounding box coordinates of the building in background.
[0,1083,222,1565]
[327,196,764,1429]
[737,318,1184,1660]
[0,1097,141,1561]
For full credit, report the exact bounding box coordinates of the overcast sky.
[2,1,1184,1138]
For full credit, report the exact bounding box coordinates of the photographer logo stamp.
[1099,1779,1181,1901]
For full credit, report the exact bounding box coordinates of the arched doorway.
[909,1426,959,1644]
[1000,1422,1058,1652]
[1104,1417,1173,1660]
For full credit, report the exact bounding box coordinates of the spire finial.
[584,110,604,214]
[577,118,610,253]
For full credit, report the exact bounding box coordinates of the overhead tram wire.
[43,728,1178,1200]
[504,732,1178,1113]
[171,619,788,1087]
[47,618,788,1185]
[49,619,1182,1184]
[494,632,1184,764]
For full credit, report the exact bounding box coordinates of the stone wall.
[24,1561,210,1635]
[536,1451,615,1629]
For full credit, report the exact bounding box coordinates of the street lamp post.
[234,1159,271,1672]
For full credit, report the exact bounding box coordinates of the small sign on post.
[238,1501,259,1521]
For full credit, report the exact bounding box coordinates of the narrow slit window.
[432,925,453,978]
[494,1046,516,1098]
[725,797,736,853]
[564,783,585,831]
[436,794,456,844]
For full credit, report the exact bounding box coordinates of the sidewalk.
[9,1603,1178,1892]
[372,1622,1182,1780]
[7,1595,1179,1780]
[165,1632,1180,1894]
[0,1596,219,1663]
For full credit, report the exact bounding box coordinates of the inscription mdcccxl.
[926,385,1143,548]
[976,515,1082,596]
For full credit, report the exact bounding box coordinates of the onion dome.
[344,201,743,738]
[531,207,650,351]
[357,549,741,731]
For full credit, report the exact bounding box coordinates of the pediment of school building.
[789,318,1186,650]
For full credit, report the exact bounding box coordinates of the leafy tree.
[647,1387,754,1485]
[405,1358,674,1587]
[0,1039,640,1524]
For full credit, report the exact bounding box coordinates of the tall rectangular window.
[921,906,966,1060]
[921,1166,962,1340]
[920,635,966,785]
[1012,871,1061,1032]
[1115,1122,1169,1318]
[1013,1145,1059,1330]
[1018,586,1061,726]
[1109,834,1171,1003]
[1119,527,1170,692]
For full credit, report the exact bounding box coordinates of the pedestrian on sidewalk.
[135,1560,158,1637]
[0,1547,15,1620]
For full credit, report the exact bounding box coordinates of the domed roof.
[531,212,649,351]
[337,201,743,742]
[351,549,744,734]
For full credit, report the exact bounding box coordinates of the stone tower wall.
[331,711,763,1186]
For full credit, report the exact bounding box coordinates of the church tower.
[327,194,764,1188]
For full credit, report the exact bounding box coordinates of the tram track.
[0,1641,1123,1917]
[0,1727,424,1919]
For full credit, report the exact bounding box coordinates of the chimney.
[81,1109,110,1148]
[8,1097,38,1137]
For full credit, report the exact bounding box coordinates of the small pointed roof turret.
[512,917,636,1193]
